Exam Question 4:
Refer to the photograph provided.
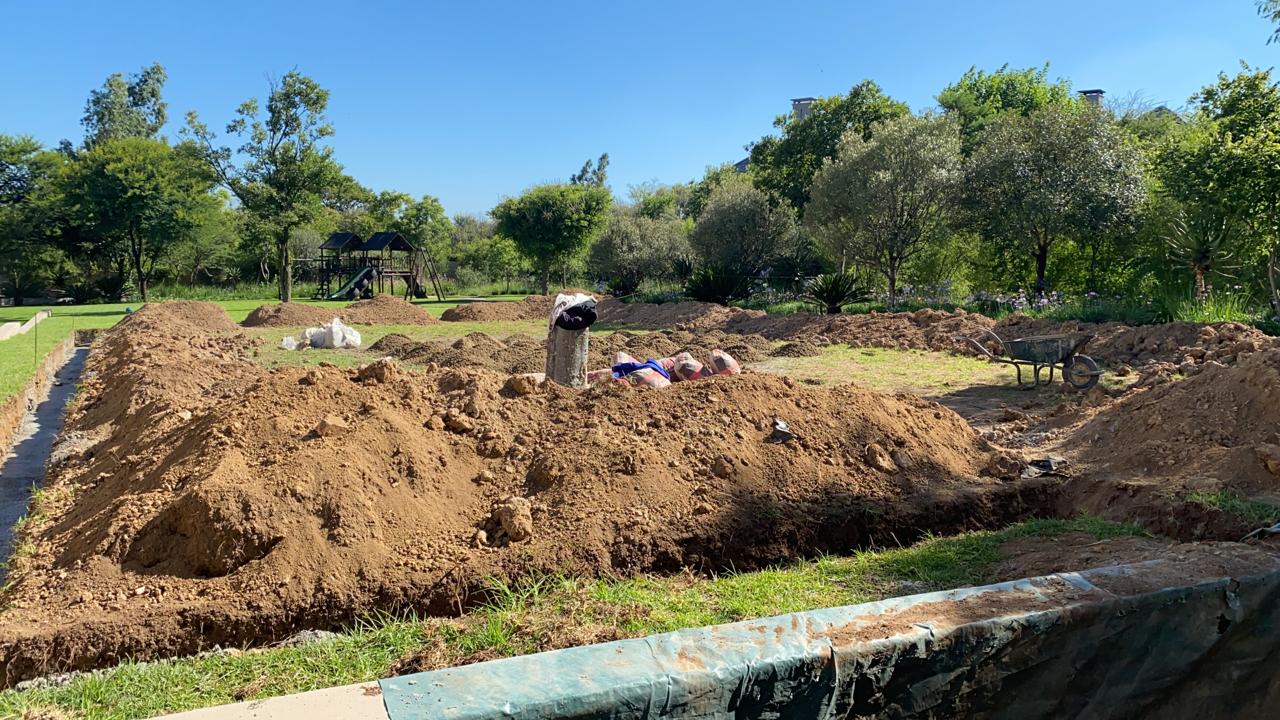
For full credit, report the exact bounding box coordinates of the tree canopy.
[184,71,342,301]
[491,183,612,294]
[81,63,168,149]
[688,183,800,276]
[806,114,962,306]
[747,81,909,210]
[937,64,1075,154]
[962,104,1145,291]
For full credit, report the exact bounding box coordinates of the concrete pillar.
[545,327,589,388]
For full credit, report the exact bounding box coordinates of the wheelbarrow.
[956,330,1102,390]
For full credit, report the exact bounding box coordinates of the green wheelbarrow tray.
[955,330,1103,390]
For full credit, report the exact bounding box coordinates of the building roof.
[360,232,416,252]
[1078,89,1106,95]
[320,232,362,251]
[733,157,750,173]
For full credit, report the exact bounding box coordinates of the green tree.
[748,82,909,210]
[962,105,1145,292]
[688,183,800,276]
[81,63,168,148]
[397,194,453,300]
[167,191,241,284]
[185,71,342,301]
[937,64,1075,154]
[1261,1,1280,43]
[64,137,214,300]
[686,163,749,221]
[0,135,63,303]
[570,153,610,186]
[464,234,525,292]
[588,206,691,295]
[806,114,962,306]
[491,183,612,294]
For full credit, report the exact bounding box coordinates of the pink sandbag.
[708,350,741,376]
[613,351,638,366]
[586,368,614,385]
[669,351,709,382]
[622,366,671,389]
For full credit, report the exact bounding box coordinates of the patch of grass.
[0,308,129,404]
[0,517,1142,720]
[753,346,1011,395]
[1185,490,1280,526]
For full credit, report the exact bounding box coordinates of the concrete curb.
[158,549,1280,719]
[0,310,51,342]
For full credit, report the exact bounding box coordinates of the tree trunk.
[130,229,148,302]
[278,233,293,302]
[1033,246,1050,295]
[886,266,897,309]
[540,266,551,296]
[1269,246,1280,314]
[1194,267,1208,303]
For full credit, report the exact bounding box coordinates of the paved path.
[0,347,87,582]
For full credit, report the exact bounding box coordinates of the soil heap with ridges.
[242,295,438,328]
[0,303,1022,682]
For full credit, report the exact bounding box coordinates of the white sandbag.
[280,336,299,351]
[284,318,363,350]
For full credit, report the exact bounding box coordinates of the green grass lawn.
[0,517,1145,720]
[752,346,1011,395]
[0,296,529,404]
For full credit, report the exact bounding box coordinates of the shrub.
[684,264,751,305]
[801,272,872,314]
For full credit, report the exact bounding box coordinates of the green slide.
[326,266,374,301]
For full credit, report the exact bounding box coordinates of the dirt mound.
[992,317,1278,370]
[1070,348,1280,494]
[596,298,766,329]
[342,295,438,325]
[371,329,776,375]
[0,314,1024,681]
[440,295,556,322]
[772,340,823,358]
[242,296,438,328]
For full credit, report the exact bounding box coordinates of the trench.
[0,347,88,584]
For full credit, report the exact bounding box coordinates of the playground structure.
[315,232,431,301]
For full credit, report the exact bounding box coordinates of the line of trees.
[2,46,1278,313]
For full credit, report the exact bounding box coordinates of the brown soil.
[1067,348,1280,496]
[440,295,555,323]
[242,296,438,328]
[596,298,767,329]
[771,340,822,358]
[0,301,1035,682]
[368,329,776,375]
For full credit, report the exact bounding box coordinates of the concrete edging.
[0,310,51,343]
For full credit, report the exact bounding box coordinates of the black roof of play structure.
[361,232,416,252]
[320,232,362,251]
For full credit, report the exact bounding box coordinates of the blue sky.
[1,1,1274,216]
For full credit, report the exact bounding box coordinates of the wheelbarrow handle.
[955,330,1004,360]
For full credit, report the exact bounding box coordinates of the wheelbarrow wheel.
[1065,355,1100,390]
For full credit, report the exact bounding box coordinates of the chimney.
[790,97,817,121]
[1079,89,1105,108]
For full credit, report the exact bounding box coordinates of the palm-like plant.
[1164,205,1240,302]
[684,264,750,306]
[801,271,871,314]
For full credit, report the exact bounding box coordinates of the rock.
[475,469,496,484]
[444,409,476,434]
[425,415,445,431]
[356,358,398,384]
[692,502,714,516]
[890,448,914,470]
[503,373,545,396]
[300,368,322,386]
[999,409,1028,422]
[985,451,1023,480]
[492,496,534,542]
[1257,444,1280,476]
[175,409,193,422]
[864,443,897,473]
[78,591,93,605]
[472,529,489,547]
[313,415,350,438]
[712,456,734,478]
[280,629,338,647]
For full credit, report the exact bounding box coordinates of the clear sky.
[1,1,1274,216]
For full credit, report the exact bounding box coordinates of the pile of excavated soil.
[596,298,767,329]
[993,317,1279,371]
[1070,348,1280,494]
[440,295,555,323]
[0,307,1030,681]
[242,296,438,328]
[369,329,776,375]
[771,340,823,358]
